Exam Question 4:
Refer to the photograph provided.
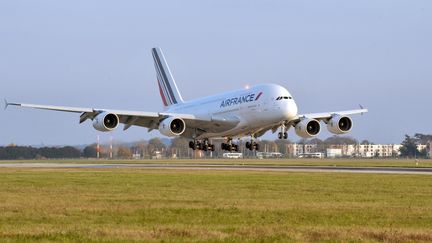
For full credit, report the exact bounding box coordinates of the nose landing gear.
[278,124,288,139]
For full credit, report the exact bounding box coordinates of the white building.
[326,144,403,158]
[326,148,342,158]
[356,144,402,158]
[286,144,318,157]
[286,143,430,158]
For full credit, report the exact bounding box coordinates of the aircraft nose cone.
[285,100,298,120]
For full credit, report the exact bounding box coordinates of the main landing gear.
[245,141,259,151]
[221,138,239,152]
[189,139,215,151]
[245,135,259,151]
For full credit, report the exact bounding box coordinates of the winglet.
[359,104,366,115]
[4,99,8,110]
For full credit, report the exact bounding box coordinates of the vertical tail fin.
[151,47,184,107]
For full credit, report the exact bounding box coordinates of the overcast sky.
[0,0,431,146]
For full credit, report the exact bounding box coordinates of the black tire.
[254,143,260,151]
[189,141,195,149]
[278,132,282,139]
[283,132,288,139]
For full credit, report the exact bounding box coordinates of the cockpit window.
[276,96,292,100]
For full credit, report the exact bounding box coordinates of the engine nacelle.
[327,115,353,134]
[158,117,186,137]
[295,118,321,138]
[92,112,119,132]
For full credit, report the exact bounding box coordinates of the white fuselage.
[166,83,298,139]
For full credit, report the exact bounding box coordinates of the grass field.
[1,158,432,168]
[1,168,432,242]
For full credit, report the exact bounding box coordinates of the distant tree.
[274,139,292,155]
[117,146,132,159]
[137,141,148,156]
[83,144,98,158]
[360,140,373,145]
[37,146,80,158]
[0,146,80,160]
[0,146,36,159]
[170,137,190,158]
[414,133,432,144]
[259,140,278,152]
[418,148,428,158]
[308,138,327,152]
[62,146,81,158]
[147,138,166,154]
[308,138,323,144]
[324,136,358,145]
[399,135,420,158]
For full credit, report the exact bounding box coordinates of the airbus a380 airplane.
[6,48,367,152]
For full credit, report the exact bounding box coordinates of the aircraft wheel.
[189,141,195,149]
[254,143,260,151]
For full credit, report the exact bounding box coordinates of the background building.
[326,148,342,158]
[286,144,318,157]
[286,143,429,158]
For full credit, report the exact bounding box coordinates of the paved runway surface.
[1,163,432,174]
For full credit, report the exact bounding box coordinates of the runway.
[1,163,432,175]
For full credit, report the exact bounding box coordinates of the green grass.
[1,158,432,168]
[1,169,432,242]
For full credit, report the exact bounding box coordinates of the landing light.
[245,84,250,89]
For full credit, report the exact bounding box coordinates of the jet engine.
[295,118,321,138]
[159,117,186,137]
[327,115,353,134]
[92,112,119,132]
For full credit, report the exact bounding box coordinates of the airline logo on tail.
[152,48,184,107]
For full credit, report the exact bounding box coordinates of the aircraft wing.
[276,107,368,133]
[286,107,368,127]
[299,108,368,121]
[4,101,239,133]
